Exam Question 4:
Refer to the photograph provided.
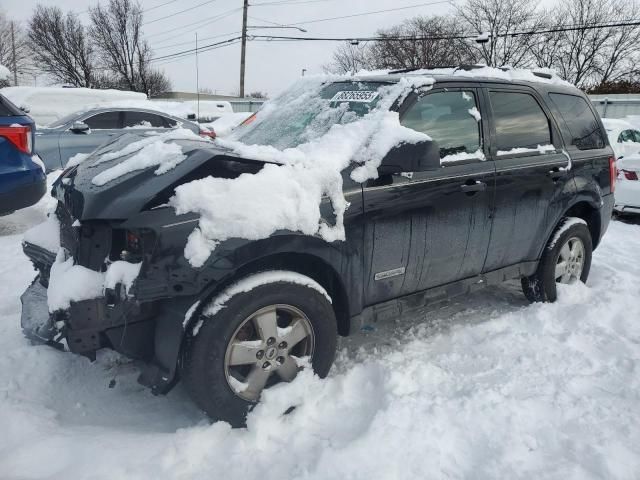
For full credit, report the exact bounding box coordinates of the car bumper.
[614,180,640,214]
[0,175,46,215]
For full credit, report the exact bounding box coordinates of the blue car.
[0,94,46,216]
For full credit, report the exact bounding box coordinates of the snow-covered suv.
[21,66,616,426]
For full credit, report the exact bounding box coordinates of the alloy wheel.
[555,236,585,284]
[223,304,314,401]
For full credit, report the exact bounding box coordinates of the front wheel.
[182,273,337,427]
[521,218,592,303]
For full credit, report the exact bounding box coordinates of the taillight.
[199,129,216,139]
[609,155,617,193]
[0,125,32,154]
[241,113,257,127]
[621,169,639,181]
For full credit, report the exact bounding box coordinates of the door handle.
[460,180,487,193]
[547,168,567,179]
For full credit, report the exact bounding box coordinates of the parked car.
[21,68,615,426]
[0,93,46,216]
[35,107,214,171]
[602,118,640,214]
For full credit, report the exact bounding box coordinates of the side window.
[400,90,482,162]
[162,116,178,128]
[123,111,167,128]
[549,93,605,150]
[619,130,634,143]
[84,111,121,129]
[489,91,551,154]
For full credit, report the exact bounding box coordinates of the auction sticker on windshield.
[330,91,379,103]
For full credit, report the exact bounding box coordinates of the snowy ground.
[1,191,640,479]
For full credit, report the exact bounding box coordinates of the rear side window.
[162,116,177,127]
[549,93,605,150]
[124,111,167,128]
[85,111,121,129]
[489,91,551,152]
[401,90,482,161]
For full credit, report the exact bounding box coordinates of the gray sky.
[2,0,462,96]
[0,0,555,94]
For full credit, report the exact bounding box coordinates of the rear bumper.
[614,180,640,214]
[0,175,46,215]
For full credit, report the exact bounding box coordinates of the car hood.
[52,132,271,220]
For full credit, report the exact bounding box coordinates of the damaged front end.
[21,201,155,360]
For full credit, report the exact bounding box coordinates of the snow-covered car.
[20,66,616,426]
[35,107,214,171]
[602,118,640,214]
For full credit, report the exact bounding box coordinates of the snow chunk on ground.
[172,76,432,267]
[91,128,203,186]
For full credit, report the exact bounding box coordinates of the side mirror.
[70,121,90,134]
[378,140,440,175]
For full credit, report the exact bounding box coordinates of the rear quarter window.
[0,95,21,117]
[489,91,551,151]
[549,93,605,150]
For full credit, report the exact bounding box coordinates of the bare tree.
[530,0,640,89]
[457,0,544,67]
[27,6,94,87]
[0,12,30,85]
[90,0,170,95]
[248,91,268,99]
[369,16,477,69]
[325,42,373,74]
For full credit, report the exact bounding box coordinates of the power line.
[252,0,336,6]
[143,0,219,25]
[287,1,455,26]
[154,31,241,51]
[144,0,180,12]
[146,7,241,40]
[151,36,243,62]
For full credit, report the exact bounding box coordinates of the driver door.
[361,87,495,307]
[59,110,123,166]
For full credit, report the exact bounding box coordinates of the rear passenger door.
[482,86,574,272]
[361,87,495,306]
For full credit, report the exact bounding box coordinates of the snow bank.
[91,128,205,186]
[171,76,433,267]
[0,64,10,81]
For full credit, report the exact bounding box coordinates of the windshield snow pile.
[170,76,433,267]
[91,128,207,186]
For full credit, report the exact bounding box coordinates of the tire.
[521,217,592,303]
[182,274,337,427]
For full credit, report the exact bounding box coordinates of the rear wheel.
[183,274,337,427]
[521,218,592,303]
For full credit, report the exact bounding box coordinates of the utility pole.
[10,21,18,86]
[239,0,249,98]
[196,32,200,120]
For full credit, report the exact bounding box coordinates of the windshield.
[48,112,84,128]
[232,81,389,150]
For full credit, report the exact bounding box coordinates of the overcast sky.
[2,0,557,96]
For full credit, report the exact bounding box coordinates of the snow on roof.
[0,64,9,81]
[356,65,572,87]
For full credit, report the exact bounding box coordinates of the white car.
[602,118,640,214]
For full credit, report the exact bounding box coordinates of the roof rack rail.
[532,70,552,79]
[388,64,488,74]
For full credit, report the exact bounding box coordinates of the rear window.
[489,91,551,151]
[124,111,167,128]
[549,93,605,150]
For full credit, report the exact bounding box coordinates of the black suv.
[21,69,615,426]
